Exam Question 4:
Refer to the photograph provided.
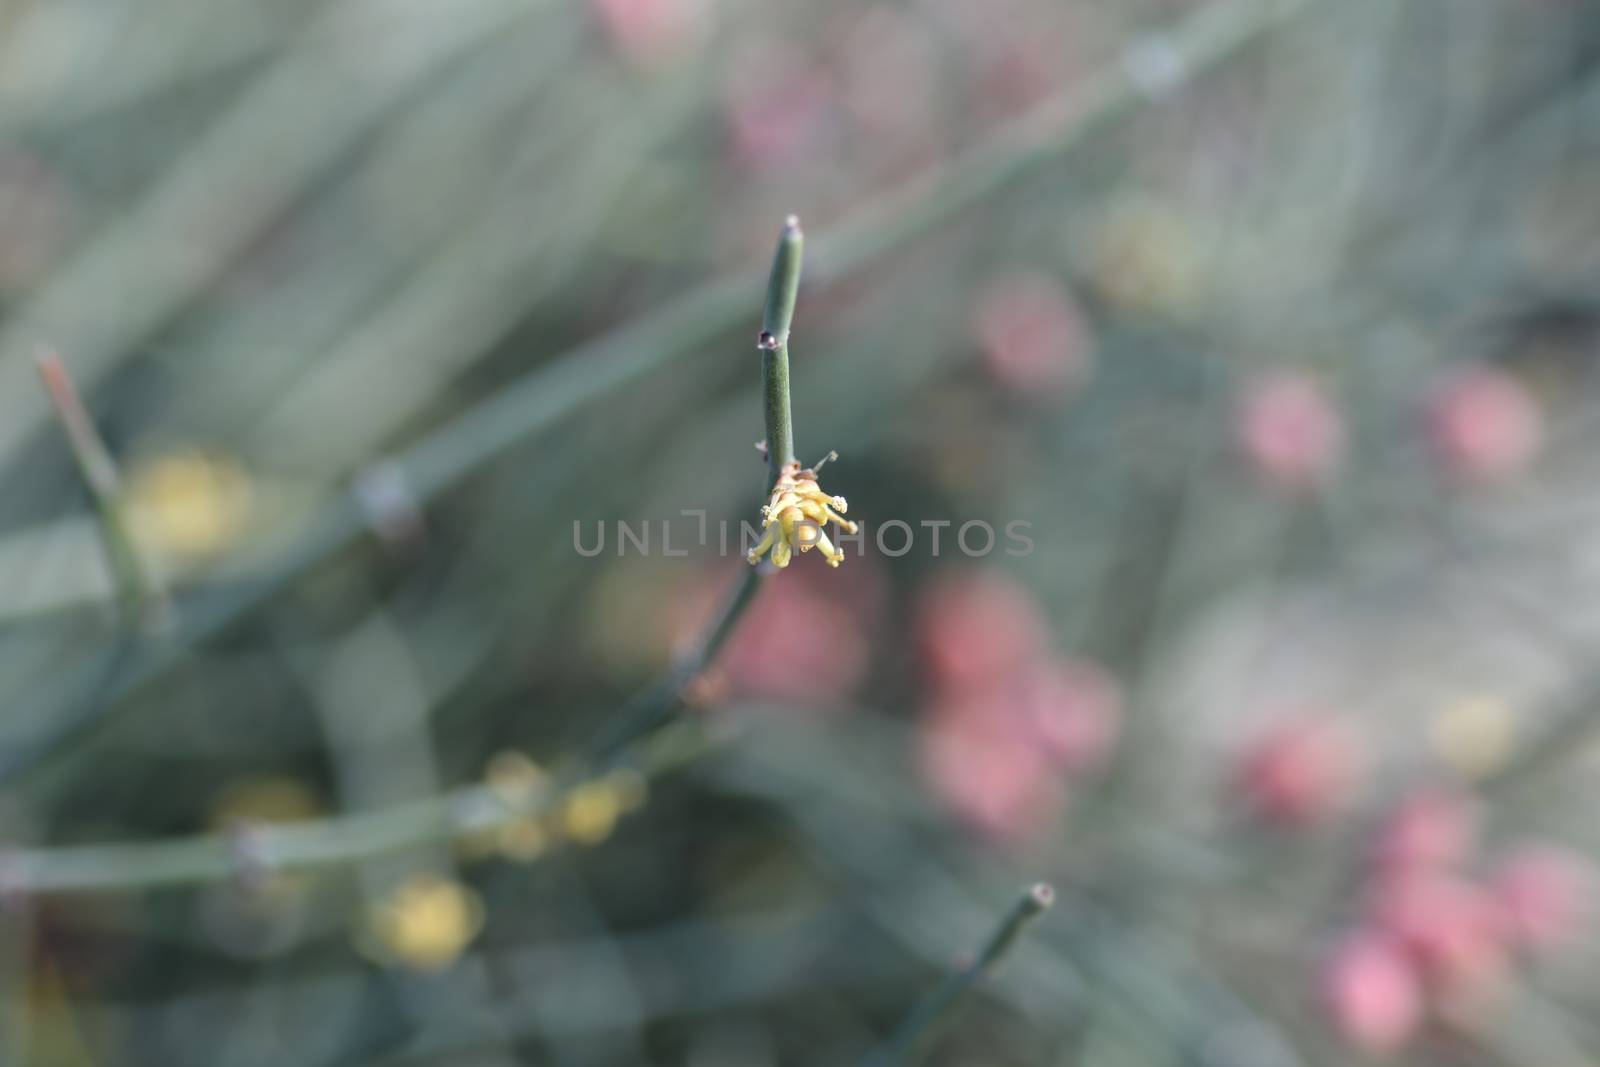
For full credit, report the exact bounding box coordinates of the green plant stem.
[869,884,1056,1067]
[1,734,709,895]
[591,216,802,767]
[0,560,746,897]
[760,216,802,479]
[35,352,168,630]
[2,0,1320,788]
[584,565,761,771]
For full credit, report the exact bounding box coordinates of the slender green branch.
[591,216,803,765]
[35,351,169,631]
[869,884,1056,1067]
[0,561,741,894]
[759,215,803,480]
[762,215,804,347]
[584,565,761,770]
[3,0,1320,787]
[0,736,708,895]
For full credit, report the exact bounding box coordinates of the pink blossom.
[589,0,702,65]
[1425,367,1544,482]
[932,0,1077,120]
[919,694,1061,840]
[1320,931,1423,1054]
[722,56,835,170]
[914,571,1048,692]
[970,272,1096,398]
[831,6,940,144]
[673,564,873,706]
[1367,874,1509,994]
[1371,787,1479,876]
[1008,658,1122,774]
[1489,844,1591,952]
[1231,718,1360,827]
[1234,371,1345,491]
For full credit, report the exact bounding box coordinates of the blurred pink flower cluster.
[675,561,882,707]
[718,7,945,175]
[592,0,1088,186]
[1319,786,1590,1053]
[914,571,1121,840]
[1424,366,1545,484]
[970,271,1097,400]
[1234,371,1345,493]
[1233,362,1547,496]
[1231,717,1362,827]
[588,0,705,66]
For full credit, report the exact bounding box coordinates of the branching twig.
[583,566,760,771]
[3,217,813,894]
[868,884,1056,1067]
[1,758,661,896]
[591,215,803,765]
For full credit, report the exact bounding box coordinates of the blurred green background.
[2,0,1600,1063]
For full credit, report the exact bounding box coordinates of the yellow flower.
[496,817,550,862]
[747,462,858,569]
[558,770,651,846]
[560,781,621,845]
[476,750,553,862]
[366,873,483,972]
[484,750,548,808]
[124,446,254,562]
[1430,694,1516,779]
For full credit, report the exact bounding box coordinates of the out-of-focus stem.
[35,352,168,630]
[585,564,760,770]
[870,884,1056,1067]
[0,746,701,895]
[760,215,803,481]
[0,507,750,893]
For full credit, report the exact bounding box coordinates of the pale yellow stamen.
[746,462,859,569]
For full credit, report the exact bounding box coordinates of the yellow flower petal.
[814,529,843,567]
[746,523,776,564]
[561,780,625,845]
[367,874,483,972]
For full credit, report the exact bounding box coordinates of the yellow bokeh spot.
[1430,694,1517,779]
[560,781,624,845]
[485,750,548,808]
[125,447,254,561]
[1089,202,1205,316]
[367,873,483,972]
[497,817,550,863]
